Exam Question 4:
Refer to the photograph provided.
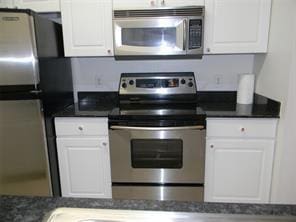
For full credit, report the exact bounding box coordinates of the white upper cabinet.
[113,0,157,9]
[61,0,113,57]
[204,0,272,54]
[159,0,204,7]
[113,0,204,9]
[0,0,14,7]
[14,0,60,12]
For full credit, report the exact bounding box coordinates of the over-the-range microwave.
[113,6,204,59]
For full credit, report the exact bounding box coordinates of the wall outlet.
[214,74,223,85]
[96,76,102,86]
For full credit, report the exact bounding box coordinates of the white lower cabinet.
[204,118,278,203]
[55,117,112,198]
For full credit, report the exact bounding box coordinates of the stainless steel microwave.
[113,7,204,59]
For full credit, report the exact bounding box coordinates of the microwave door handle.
[183,19,187,51]
[110,126,204,131]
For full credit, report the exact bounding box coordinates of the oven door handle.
[110,125,204,131]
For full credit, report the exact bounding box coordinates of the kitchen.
[1,0,296,221]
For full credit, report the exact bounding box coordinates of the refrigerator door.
[0,99,51,196]
[0,12,39,86]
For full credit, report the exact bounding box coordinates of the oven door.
[109,126,205,184]
[113,18,186,56]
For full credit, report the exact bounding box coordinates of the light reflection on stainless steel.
[0,56,34,63]
[120,109,196,115]
[0,12,39,86]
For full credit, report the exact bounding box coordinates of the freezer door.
[0,12,38,86]
[0,100,51,196]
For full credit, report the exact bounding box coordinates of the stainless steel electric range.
[108,72,206,201]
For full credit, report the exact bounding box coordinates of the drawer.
[55,117,108,136]
[206,118,278,139]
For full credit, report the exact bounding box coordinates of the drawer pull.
[241,127,245,132]
[210,145,214,148]
[78,126,84,131]
[102,142,107,146]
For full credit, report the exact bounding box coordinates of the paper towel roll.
[237,74,255,104]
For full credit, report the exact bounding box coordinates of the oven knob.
[181,79,186,84]
[188,82,194,87]
[129,80,134,85]
[122,83,127,88]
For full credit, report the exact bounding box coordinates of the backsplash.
[71,55,254,101]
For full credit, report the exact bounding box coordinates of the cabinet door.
[56,137,112,198]
[0,0,14,7]
[204,138,274,203]
[113,0,157,9]
[204,0,272,54]
[114,0,204,9]
[61,0,113,56]
[160,0,204,7]
[14,0,60,12]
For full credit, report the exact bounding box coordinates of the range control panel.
[119,72,197,95]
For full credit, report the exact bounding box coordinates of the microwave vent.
[114,7,204,18]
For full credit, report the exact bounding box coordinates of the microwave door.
[114,18,186,56]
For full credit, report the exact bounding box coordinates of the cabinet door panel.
[14,0,60,12]
[113,0,156,9]
[61,0,113,56]
[205,138,274,203]
[57,138,112,198]
[161,0,204,7]
[204,0,271,53]
[114,0,204,9]
[0,0,14,7]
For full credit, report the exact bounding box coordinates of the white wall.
[72,55,254,100]
[253,0,296,204]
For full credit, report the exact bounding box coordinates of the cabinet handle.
[206,48,211,53]
[241,127,245,132]
[78,126,84,131]
[150,0,155,6]
[107,49,111,54]
[102,142,107,146]
[210,145,214,148]
[161,0,165,6]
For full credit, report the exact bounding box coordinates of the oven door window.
[131,139,183,169]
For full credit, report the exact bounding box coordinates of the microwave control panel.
[188,19,203,50]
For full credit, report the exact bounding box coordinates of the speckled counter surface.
[53,91,280,118]
[1,195,296,222]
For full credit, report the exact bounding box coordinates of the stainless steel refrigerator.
[0,9,73,196]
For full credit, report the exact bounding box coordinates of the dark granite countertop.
[198,92,280,118]
[1,195,296,222]
[54,92,118,117]
[53,91,280,118]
